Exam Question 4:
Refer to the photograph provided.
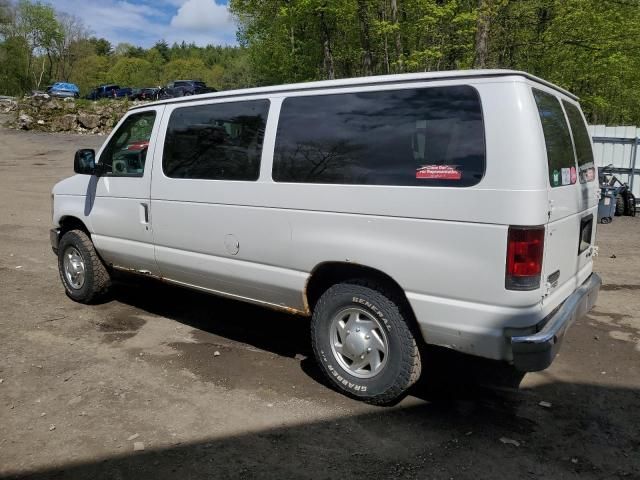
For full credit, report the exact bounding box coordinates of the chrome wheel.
[63,246,85,290]
[329,307,389,379]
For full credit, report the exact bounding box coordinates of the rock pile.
[0,97,18,113]
[7,95,144,134]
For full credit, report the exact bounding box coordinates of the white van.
[51,70,601,404]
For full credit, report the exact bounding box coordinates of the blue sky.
[48,0,238,48]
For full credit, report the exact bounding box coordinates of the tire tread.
[616,194,625,216]
[311,279,421,405]
[58,229,111,303]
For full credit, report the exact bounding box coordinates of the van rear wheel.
[310,281,421,405]
[57,229,111,303]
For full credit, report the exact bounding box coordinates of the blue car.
[47,82,80,99]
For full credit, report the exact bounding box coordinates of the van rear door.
[532,88,598,303]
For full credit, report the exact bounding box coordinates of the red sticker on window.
[570,166,577,184]
[416,165,462,180]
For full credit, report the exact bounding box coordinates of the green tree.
[50,13,90,82]
[220,54,254,89]
[489,0,640,124]
[114,42,136,56]
[0,36,30,94]
[89,37,112,56]
[145,48,165,85]
[69,54,110,93]
[153,39,170,62]
[161,58,208,83]
[108,57,154,87]
[230,0,478,82]
[0,0,11,25]
[13,0,62,88]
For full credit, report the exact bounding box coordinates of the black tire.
[311,280,421,405]
[57,229,111,303]
[626,193,636,217]
[615,194,625,216]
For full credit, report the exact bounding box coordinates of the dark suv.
[164,80,214,97]
[86,84,132,100]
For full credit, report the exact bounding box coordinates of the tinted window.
[533,89,577,187]
[273,86,485,187]
[563,100,595,183]
[99,111,156,177]
[163,100,269,181]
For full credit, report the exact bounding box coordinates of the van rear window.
[533,89,577,187]
[272,86,485,187]
[562,100,596,183]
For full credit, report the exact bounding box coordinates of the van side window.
[532,89,576,187]
[99,111,156,177]
[163,100,269,181]
[562,100,596,183]
[272,86,485,187]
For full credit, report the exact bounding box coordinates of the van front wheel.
[57,229,111,303]
[311,281,421,405]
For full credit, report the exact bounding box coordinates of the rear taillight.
[506,226,545,291]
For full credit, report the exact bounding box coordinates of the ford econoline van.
[50,70,601,404]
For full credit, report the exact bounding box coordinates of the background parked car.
[163,80,215,97]
[86,84,133,100]
[128,87,160,101]
[46,82,80,99]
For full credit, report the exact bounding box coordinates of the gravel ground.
[0,128,638,479]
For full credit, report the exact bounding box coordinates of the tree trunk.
[323,38,335,80]
[319,10,335,80]
[46,49,53,83]
[357,0,373,76]
[34,56,45,89]
[474,0,491,69]
[60,53,69,81]
[390,0,402,72]
[26,45,33,88]
[383,28,390,74]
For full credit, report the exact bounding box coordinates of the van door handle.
[140,202,149,224]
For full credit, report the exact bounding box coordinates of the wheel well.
[59,216,90,237]
[305,262,416,319]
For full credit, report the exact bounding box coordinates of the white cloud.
[49,0,237,47]
[170,0,235,35]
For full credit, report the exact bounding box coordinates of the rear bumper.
[50,228,60,255]
[511,273,601,372]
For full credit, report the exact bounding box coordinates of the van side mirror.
[74,149,96,175]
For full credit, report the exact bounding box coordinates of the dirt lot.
[0,127,638,479]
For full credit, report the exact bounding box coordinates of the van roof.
[131,69,577,110]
